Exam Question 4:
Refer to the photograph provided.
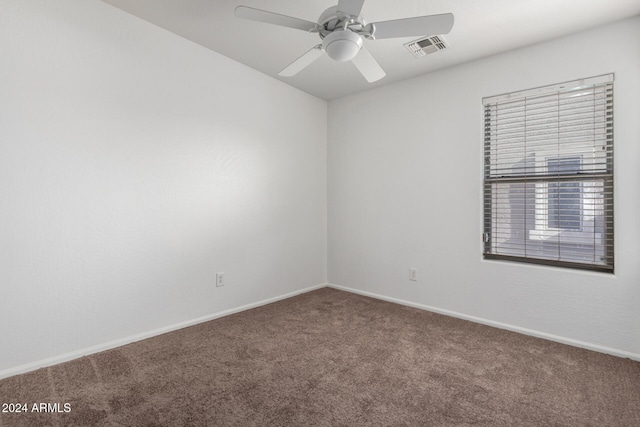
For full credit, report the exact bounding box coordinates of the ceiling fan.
[235,0,454,83]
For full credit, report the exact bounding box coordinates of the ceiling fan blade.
[351,46,385,83]
[337,0,366,17]
[279,45,325,77]
[235,6,317,32]
[371,13,454,39]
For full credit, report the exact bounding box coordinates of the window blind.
[482,74,614,272]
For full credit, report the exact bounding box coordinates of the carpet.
[1,287,639,426]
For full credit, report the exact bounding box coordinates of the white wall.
[0,0,327,374]
[328,17,640,357]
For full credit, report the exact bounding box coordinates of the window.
[483,75,614,272]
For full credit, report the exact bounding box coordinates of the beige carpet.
[1,287,639,426]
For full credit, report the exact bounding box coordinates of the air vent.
[404,35,449,58]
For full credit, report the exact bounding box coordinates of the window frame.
[482,75,614,273]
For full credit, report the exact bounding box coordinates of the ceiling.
[102,0,640,100]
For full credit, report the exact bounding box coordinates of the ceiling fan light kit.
[235,0,454,83]
[323,30,363,62]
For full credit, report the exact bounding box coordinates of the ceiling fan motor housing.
[322,30,363,61]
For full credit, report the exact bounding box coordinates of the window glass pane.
[548,158,581,231]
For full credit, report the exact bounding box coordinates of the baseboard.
[5,282,635,380]
[328,283,640,362]
[0,283,328,380]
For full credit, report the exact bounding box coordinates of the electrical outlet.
[216,272,224,287]
[409,268,417,281]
